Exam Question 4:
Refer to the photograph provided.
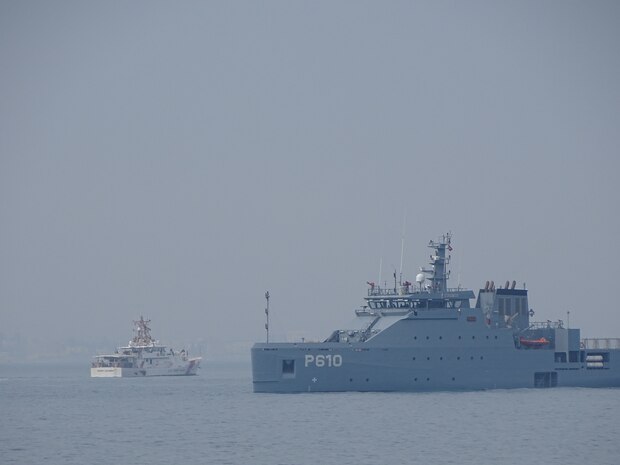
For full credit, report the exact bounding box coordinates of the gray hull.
[252,309,620,392]
[252,338,620,393]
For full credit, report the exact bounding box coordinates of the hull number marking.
[305,354,342,368]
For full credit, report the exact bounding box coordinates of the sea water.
[1,361,618,465]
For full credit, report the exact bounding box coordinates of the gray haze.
[1,1,619,361]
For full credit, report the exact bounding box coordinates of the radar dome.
[416,273,425,283]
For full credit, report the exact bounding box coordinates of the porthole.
[414,377,418,382]
[426,336,430,340]
[457,356,461,360]
[470,356,474,360]
[439,336,443,340]
[440,357,443,361]
[412,357,416,361]
[452,377,456,381]
[366,378,369,382]
[426,377,430,381]
[414,336,417,340]
[349,378,353,382]
[427,356,430,361]
[472,336,476,339]
[486,336,489,339]
[480,356,484,360]
[495,336,498,339]
[458,336,462,340]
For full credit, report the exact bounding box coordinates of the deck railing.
[581,338,620,349]
[528,321,564,330]
[367,287,466,296]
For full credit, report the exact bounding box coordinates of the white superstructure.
[91,316,201,377]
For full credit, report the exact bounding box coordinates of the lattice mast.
[421,232,452,292]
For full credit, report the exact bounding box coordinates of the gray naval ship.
[252,233,620,392]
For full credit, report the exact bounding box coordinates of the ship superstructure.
[251,233,620,392]
[91,316,201,377]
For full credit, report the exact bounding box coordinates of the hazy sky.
[1,1,619,361]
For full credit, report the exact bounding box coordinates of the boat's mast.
[132,316,153,346]
[423,232,452,292]
[264,291,270,343]
[398,210,407,285]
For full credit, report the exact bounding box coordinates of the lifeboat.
[519,336,550,348]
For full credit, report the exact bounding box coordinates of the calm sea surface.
[1,361,618,465]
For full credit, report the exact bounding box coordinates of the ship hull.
[252,343,620,393]
[252,234,620,393]
[90,358,201,378]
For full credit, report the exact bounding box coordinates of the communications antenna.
[399,209,407,285]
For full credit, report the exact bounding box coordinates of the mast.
[264,291,270,343]
[398,210,407,285]
[421,232,452,292]
[131,316,154,346]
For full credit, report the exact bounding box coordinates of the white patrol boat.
[91,316,201,377]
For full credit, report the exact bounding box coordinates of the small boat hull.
[90,358,201,378]
[90,367,123,377]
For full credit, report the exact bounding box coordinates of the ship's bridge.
[364,286,475,311]
[362,232,474,311]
